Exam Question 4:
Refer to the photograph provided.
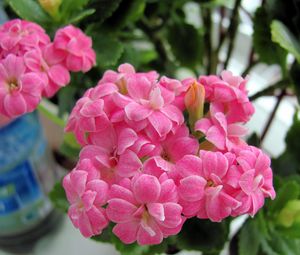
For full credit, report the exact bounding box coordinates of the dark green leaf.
[271,152,299,177]
[253,7,287,68]
[91,224,114,243]
[290,61,300,104]
[167,22,203,68]
[58,85,77,117]
[271,20,300,63]
[103,0,146,30]
[91,33,124,67]
[49,181,69,212]
[177,218,229,253]
[285,112,300,159]
[238,220,261,255]
[247,133,261,147]
[86,0,123,25]
[6,0,50,24]
[268,180,300,214]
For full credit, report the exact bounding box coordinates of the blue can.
[0,112,58,237]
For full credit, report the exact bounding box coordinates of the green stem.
[223,0,242,69]
[249,80,287,101]
[37,101,65,128]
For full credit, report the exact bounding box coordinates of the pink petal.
[78,211,93,237]
[117,128,137,155]
[109,184,136,205]
[125,102,152,121]
[117,150,142,177]
[147,203,165,221]
[107,198,137,223]
[176,155,203,177]
[179,175,206,202]
[159,179,178,203]
[137,219,163,245]
[160,104,184,125]
[113,222,139,244]
[86,179,108,205]
[79,100,104,117]
[148,111,172,137]
[4,93,27,117]
[206,126,225,150]
[48,64,70,86]
[133,174,161,204]
[86,206,108,235]
[160,202,183,228]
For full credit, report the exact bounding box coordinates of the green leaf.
[267,230,300,255]
[91,224,114,243]
[177,218,229,253]
[58,85,77,117]
[271,20,300,63]
[60,0,90,16]
[68,8,96,24]
[167,22,203,68]
[253,7,287,68]
[103,0,146,30]
[247,132,261,147]
[49,181,69,212]
[268,180,300,214]
[238,220,261,255]
[290,61,300,104]
[91,33,124,67]
[6,0,50,24]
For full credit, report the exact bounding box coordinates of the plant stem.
[137,20,169,72]
[241,48,256,77]
[249,80,287,101]
[260,89,286,142]
[202,8,212,74]
[223,0,242,69]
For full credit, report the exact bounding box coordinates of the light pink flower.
[0,19,50,57]
[78,125,143,185]
[230,146,276,216]
[106,173,184,245]
[24,43,70,97]
[0,54,45,118]
[54,25,96,72]
[63,170,109,238]
[199,70,254,123]
[177,151,241,222]
[195,111,247,151]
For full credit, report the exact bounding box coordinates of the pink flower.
[0,19,50,57]
[63,170,109,238]
[54,25,96,72]
[99,63,158,95]
[195,111,247,151]
[230,146,276,216]
[64,84,117,145]
[119,76,184,137]
[0,54,45,118]
[106,173,184,245]
[177,151,241,222]
[199,70,254,123]
[24,43,70,97]
[78,125,143,185]
[143,124,199,177]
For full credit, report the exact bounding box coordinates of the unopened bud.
[184,81,205,130]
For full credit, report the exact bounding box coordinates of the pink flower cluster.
[63,64,276,245]
[0,19,95,119]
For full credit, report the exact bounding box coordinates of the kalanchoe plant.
[62,63,276,249]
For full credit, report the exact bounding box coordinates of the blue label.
[0,160,41,215]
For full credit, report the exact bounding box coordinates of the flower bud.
[38,0,61,18]
[184,81,205,130]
